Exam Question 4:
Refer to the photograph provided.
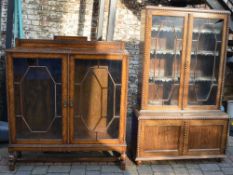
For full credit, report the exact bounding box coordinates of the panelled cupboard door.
[183,120,228,156]
[7,53,68,144]
[69,55,127,144]
[138,120,184,157]
[183,13,228,110]
[141,11,188,110]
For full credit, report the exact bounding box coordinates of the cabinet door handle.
[70,100,74,108]
[63,101,68,108]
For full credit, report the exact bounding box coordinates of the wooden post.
[106,0,117,41]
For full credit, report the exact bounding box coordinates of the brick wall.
[0,0,7,121]
[21,0,144,119]
[0,0,146,141]
[23,0,95,39]
[0,0,145,118]
[0,0,7,57]
[0,0,210,141]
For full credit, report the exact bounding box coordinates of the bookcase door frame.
[69,54,128,145]
[141,10,189,110]
[183,13,229,110]
[141,8,229,111]
[7,52,68,144]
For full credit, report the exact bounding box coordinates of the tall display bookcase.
[6,39,128,170]
[134,6,230,164]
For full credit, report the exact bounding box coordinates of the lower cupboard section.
[134,113,229,162]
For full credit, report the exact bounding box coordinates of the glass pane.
[188,18,223,105]
[74,59,121,140]
[13,58,62,139]
[149,16,184,106]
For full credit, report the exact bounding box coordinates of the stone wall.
[0,0,145,119]
[0,0,8,121]
[21,0,144,117]
[0,0,209,141]
[0,0,7,57]
[0,0,147,141]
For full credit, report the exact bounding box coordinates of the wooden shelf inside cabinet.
[149,76,217,83]
[149,77,180,82]
[150,50,219,56]
[6,38,128,171]
[150,50,181,55]
[137,6,230,164]
[189,77,217,82]
[152,26,221,34]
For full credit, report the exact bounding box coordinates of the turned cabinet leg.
[136,160,142,166]
[8,152,16,171]
[120,152,126,170]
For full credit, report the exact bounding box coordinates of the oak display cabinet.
[6,39,128,170]
[134,6,230,164]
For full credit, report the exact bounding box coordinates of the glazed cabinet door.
[183,13,228,110]
[138,120,184,158]
[141,11,188,110]
[7,54,68,144]
[184,120,228,156]
[69,55,127,144]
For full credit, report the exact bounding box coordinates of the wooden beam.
[97,0,105,40]
[106,0,117,41]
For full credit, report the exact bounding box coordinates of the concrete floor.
[1,137,233,175]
